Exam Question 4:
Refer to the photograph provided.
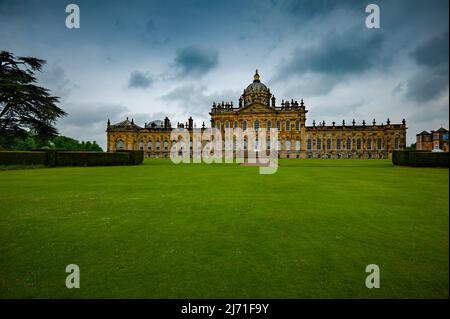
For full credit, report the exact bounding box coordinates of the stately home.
[416,128,449,152]
[107,70,407,158]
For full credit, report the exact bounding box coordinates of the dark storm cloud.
[57,102,128,150]
[278,0,364,19]
[145,19,156,33]
[128,71,153,89]
[275,27,384,79]
[60,103,128,127]
[309,100,365,118]
[406,67,448,103]
[141,18,170,46]
[406,31,449,102]
[38,64,78,99]
[173,45,219,77]
[411,32,449,67]
[161,84,239,117]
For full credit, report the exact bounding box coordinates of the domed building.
[107,70,407,158]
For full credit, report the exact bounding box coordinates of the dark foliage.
[393,150,449,167]
[0,150,143,167]
[0,51,66,142]
[0,132,103,152]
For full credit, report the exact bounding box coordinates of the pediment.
[237,103,276,114]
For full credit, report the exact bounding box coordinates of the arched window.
[327,138,332,150]
[317,138,322,150]
[377,138,383,150]
[266,120,272,130]
[163,140,168,151]
[138,140,144,150]
[276,120,281,131]
[244,138,248,150]
[216,121,221,129]
[295,140,301,151]
[346,138,352,150]
[395,137,400,150]
[234,121,238,129]
[357,138,362,150]
[307,138,312,150]
[171,140,177,151]
[254,120,260,131]
[285,140,291,151]
[225,121,230,128]
[367,138,372,150]
[286,120,291,131]
[147,141,152,151]
[156,140,161,151]
[243,120,247,131]
[116,139,125,150]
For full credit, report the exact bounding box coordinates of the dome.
[244,70,269,94]
[145,120,164,128]
[245,81,268,93]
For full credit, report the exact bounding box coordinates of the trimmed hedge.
[0,151,47,166]
[393,150,449,167]
[0,150,144,167]
[116,150,144,165]
[56,151,131,166]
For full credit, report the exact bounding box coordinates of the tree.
[51,135,103,152]
[0,51,66,144]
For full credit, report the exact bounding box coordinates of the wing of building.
[416,128,449,152]
[107,70,407,159]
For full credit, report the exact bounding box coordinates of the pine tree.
[0,51,66,144]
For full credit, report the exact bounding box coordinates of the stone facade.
[107,70,407,159]
[416,128,449,152]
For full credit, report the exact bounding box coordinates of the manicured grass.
[0,159,448,298]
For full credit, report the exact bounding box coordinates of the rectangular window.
[307,139,312,150]
[317,139,322,150]
[327,139,332,150]
[337,139,341,150]
[367,139,372,150]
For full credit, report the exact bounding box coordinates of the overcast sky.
[1,0,448,149]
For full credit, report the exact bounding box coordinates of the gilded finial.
[253,69,260,82]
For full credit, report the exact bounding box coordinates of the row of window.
[306,138,399,151]
[117,137,400,151]
[215,120,301,131]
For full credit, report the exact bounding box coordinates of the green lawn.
[0,159,448,298]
